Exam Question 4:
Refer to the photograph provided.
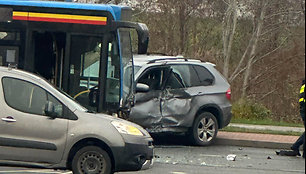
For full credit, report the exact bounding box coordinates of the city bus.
[0,0,149,115]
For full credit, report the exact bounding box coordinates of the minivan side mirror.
[136,83,150,93]
[44,101,57,119]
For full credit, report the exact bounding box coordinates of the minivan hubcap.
[197,118,216,142]
[78,151,105,174]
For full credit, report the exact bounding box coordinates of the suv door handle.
[2,116,16,123]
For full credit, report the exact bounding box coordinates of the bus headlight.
[111,121,144,136]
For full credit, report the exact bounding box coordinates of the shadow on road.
[151,134,191,146]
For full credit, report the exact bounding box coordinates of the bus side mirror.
[136,23,149,54]
[113,21,149,54]
[136,83,149,93]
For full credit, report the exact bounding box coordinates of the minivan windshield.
[55,86,88,112]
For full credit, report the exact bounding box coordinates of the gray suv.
[129,55,232,146]
[0,66,153,174]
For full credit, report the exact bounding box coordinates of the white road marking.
[171,172,187,174]
[0,169,63,173]
[198,154,223,157]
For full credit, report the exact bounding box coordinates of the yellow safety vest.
[300,84,305,103]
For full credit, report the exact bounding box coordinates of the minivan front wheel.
[72,146,112,174]
[190,112,218,146]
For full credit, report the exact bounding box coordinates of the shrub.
[232,99,271,120]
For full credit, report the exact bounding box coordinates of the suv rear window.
[165,65,214,89]
[167,65,199,88]
[193,65,214,86]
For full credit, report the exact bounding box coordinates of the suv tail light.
[226,88,231,100]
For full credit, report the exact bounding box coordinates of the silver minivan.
[0,66,153,174]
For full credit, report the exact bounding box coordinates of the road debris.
[201,162,207,165]
[226,154,237,161]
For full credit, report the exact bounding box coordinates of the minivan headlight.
[111,121,144,136]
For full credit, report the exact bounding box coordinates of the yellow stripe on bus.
[13,11,29,17]
[28,12,107,22]
[13,11,107,22]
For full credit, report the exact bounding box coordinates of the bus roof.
[0,0,129,21]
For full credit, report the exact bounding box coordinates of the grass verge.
[221,126,302,136]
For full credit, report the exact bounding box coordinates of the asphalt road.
[0,145,305,174]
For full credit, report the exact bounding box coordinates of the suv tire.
[190,112,218,146]
[72,146,112,174]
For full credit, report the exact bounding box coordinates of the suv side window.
[138,67,168,91]
[2,77,63,117]
[165,65,186,89]
[165,65,199,89]
[193,65,214,86]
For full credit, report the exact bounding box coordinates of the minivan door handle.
[1,116,17,123]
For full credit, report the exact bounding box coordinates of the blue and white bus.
[0,0,149,114]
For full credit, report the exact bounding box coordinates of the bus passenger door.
[104,40,120,114]
[32,32,66,86]
[67,35,103,112]
[66,34,121,114]
[118,29,134,116]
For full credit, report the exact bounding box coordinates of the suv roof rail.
[147,57,190,64]
[145,52,169,56]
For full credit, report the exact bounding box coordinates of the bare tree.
[222,0,238,79]
[222,0,304,98]
[241,0,268,97]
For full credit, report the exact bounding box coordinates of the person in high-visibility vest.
[290,79,305,158]
[276,79,305,158]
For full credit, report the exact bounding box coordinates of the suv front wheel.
[72,146,112,174]
[190,112,218,146]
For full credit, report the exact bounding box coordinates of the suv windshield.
[134,65,141,75]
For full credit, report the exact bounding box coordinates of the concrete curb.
[228,123,304,133]
[215,131,301,149]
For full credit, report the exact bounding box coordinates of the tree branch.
[251,36,289,65]
[133,0,154,16]
[264,10,304,20]
[260,26,282,37]
[258,89,278,101]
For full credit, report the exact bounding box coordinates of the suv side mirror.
[136,83,150,93]
[44,101,57,119]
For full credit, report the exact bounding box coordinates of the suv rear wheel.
[190,112,218,146]
[72,146,112,174]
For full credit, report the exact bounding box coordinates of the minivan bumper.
[112,136,154,172]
